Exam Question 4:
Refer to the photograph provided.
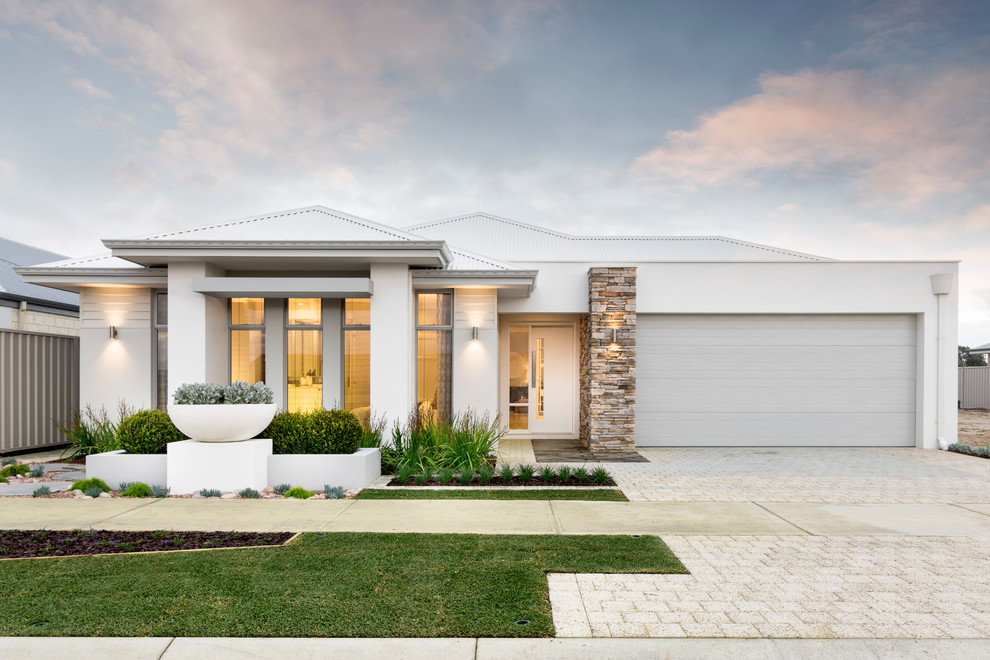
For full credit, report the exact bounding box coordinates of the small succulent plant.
[323,485,345,499]
[172,381,274,405]
[29,464,45,478]
[84,487,104,498]
[273,483,291,495]
[200,488,222,498]
[238,487,260,499]
[32,485,51,497]
[0,457,16,466]
[150,484,170,498]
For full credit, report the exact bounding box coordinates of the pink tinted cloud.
[633,67,990,207]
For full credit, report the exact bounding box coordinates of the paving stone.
[0,481,71,497]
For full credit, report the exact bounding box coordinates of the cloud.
[71,77,112,100]
[2,0,555,179]
[633,67,990,208]
[0,157,15,177]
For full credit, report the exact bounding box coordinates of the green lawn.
[356,488,628,501]
[0,532,685,638]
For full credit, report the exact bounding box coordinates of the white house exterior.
[17,205,959,450]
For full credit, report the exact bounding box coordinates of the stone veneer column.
[580,267,636,451]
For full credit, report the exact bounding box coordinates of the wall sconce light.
[109,326,118,340]
[611,328,617,343]
[472,326,479,341]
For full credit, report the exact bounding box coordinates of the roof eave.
[411,269,537,295]
[15,266,168,292]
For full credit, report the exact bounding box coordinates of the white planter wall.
[85,450,167,490]
[268,448,381,491]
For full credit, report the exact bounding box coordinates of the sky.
[0,0,988,344]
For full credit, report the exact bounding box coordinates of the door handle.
[531,350,536,388]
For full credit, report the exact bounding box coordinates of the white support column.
[370,264,412,427]
[452,287,499,417]
[167,262,226,398]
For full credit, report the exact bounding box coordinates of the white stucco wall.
[167,262,227,398]
[499,260,959,450]
[370,264,413,425]
[78,286,153,412]
[452,287,498,417]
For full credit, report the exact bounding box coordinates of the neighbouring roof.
[406,212,830,262]
[0,237,79,308]
[970,342,990,354]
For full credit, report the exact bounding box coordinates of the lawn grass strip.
[0,530,298,560]
[0,532,686,638]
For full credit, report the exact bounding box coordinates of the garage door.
[636,314,917,446]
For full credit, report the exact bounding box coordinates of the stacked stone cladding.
[580,267,636,451]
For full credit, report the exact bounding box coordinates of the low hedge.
[117,410,185,454]
[262,409,362,455]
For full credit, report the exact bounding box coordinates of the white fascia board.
[193,277,373,298]
[412,269,537,295]
[14,268,168,292]
[103,240,451,267]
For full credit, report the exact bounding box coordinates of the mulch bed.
[0,530,295,559]
[386,476,617,487]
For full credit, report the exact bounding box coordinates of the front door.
[508,324,576,436]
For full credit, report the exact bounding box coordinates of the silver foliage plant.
[172,381,274,405]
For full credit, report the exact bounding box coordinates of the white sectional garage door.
[636,314,917,446]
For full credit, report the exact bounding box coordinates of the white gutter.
[931,273,955,450]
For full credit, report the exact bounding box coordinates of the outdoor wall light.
[472,326,479,341]
[611,328,618,343]
[109,326,118,340]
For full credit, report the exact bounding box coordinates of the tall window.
[416,291,452,423]
[230,298,265,384]
[287,298,322,413]
[343,299,370,413]
[153,291,168,410]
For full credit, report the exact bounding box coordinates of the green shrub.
[69,478,111,493]
[309,409,362,454]
[414,472,430,485]
[458,469,474,485]
[32,485,51,497]
[395,465,415,484]
[436,468,454,484]
[477,465,494,484]
[284,486,315,499]
[120,482,154,498]
[557,466,572,482]
[118,410,184,454]
[0,476,8,484]
[238,487,260,499]
[517,464,535,481]
[538,466,556,483]
[56,403,132,459]
[263,412,310,454]
[358,411,388,449]
[591,466,612,485]
[0,464,30,478]
[574,467,591,484]
[498,464,515,483]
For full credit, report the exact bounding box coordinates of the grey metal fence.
[0,329,78,453]
[960,366,990,410]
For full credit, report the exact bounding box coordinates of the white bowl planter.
[168,403,277,443]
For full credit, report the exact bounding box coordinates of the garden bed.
[387,465,617,488]
[0,529,295,559]
[357,489,627,501]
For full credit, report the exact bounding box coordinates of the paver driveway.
[610,447,990,503]
[549,446,990,639]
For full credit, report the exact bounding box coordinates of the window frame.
[228,298,266,385]
[341,298,371,411]
[284,298,324,412]
[151,289,167,410]
[415,289,454,423]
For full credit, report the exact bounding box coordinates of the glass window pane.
[508,326,529,430]
[344,298,370,326]
[156,291,168,326]
[344,329,370,412]
[231,330,265,384]
[417,329,451,423]
[287,330,322,412]
[156,328,168,411]
[417,292,451,327]
[231,298,264,326]
[288,298,321,326]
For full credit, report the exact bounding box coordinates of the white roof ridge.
[122,205,427,243]
[406,211,574,239]
[446,245,527,271]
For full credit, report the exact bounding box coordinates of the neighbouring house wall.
[580,267,636,451]
[167,262,227,397]
[370,264,413,427]
[0,302,79,336]
[79,286,152,412]
[500,260,958,450]
[452,287,498,417]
